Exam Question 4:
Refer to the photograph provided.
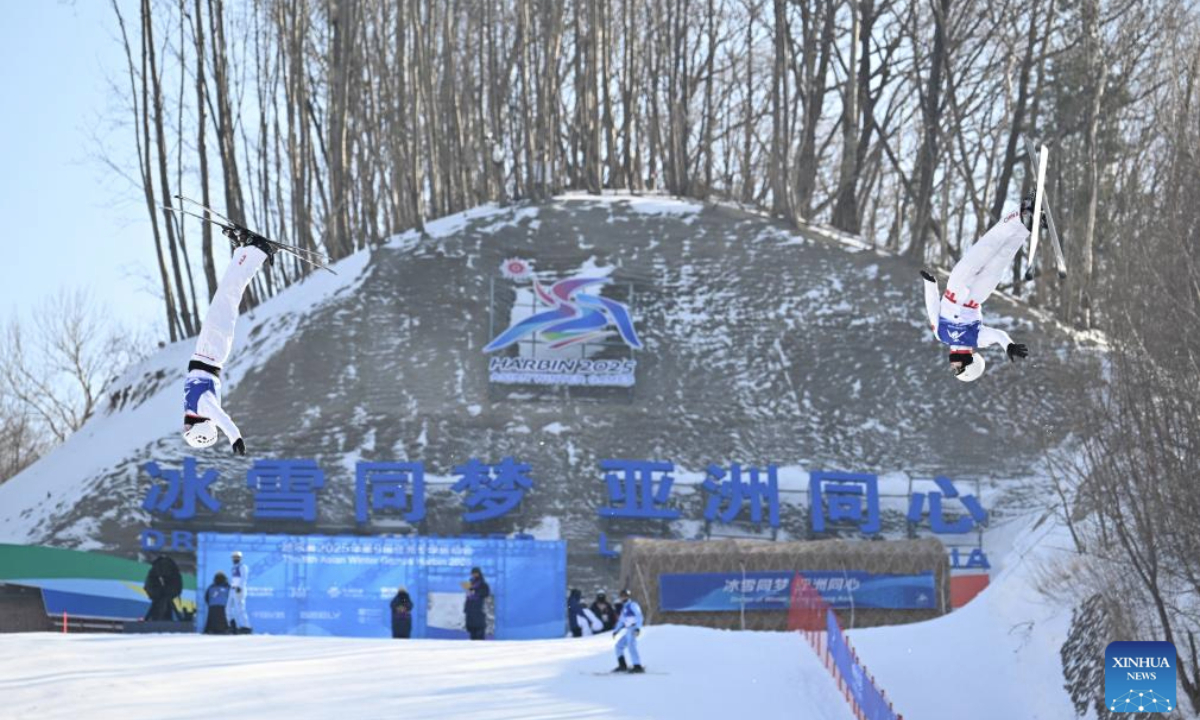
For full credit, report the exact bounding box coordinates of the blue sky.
[0,1,168,336]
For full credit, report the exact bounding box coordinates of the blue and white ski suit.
[615,599,644,665]
[183,245,268,445]
[923,208,1026,353]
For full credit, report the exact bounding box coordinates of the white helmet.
[183,418,219,448]
[232,551,243,561]
[951,352,986,382]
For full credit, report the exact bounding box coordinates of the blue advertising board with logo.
[196,533,565,639]
[658,571,937,611]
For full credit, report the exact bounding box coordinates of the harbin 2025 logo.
[1105,641,1176,713]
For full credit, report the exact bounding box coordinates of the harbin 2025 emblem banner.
[485,258,641,388]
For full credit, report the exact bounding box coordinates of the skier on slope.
[227,550,251,633]
[920,196,1041,382]
[611,588,645,673]
[182,230,276,453]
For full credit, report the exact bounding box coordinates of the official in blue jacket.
[463,567,490,640]
[203,572,231,635]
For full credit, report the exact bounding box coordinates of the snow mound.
[0,625,853,720]
[847,513,1080,720]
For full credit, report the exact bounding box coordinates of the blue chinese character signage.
[451,457,534,522]
[598,459,680,519]
[356,462,425,524]
[907,476,988,533]
[142,458,220,520]
[810,471,881,534]
[247,460,325,521]
[658,571,937,611]
[702,464,780,527]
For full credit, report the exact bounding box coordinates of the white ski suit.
[184,245,269,444]
[923,208,1026,352]
[227,559,250,630]
[614,600,644,665]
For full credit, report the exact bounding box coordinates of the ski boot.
[247,234,278,264]
[629,664,645,674]
[612,657,628,673]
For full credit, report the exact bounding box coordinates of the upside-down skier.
[182,229,276,453]
[920,196,1042,382]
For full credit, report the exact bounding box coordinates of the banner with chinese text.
[658,571,937,611]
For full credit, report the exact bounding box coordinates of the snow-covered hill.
[0,624,853,720]
[0,192,1100,593]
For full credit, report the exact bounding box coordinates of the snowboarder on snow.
[227,550,251,633]
[612,588,645,673]
[921,196,1039,381]
[182,230,276,453]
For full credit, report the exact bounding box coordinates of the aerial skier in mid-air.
[182,229,276,453]
[921,136,1067,383]
[920,196,1041,382]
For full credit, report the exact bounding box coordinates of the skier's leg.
[945,218,1025,304]
[191,246,269,368]
[627,632,641,666]
[615,632,628,659]
[964,220,1029,305]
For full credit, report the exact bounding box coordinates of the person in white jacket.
[227,550,251,632]
[183,231,276,453]
[920,197,1035,382]
[612,588,645,673]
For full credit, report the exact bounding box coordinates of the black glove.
[232,438,246,455]
[612,630,619,638]
[920,269,936,283]
[1006,343,1028,362]
[634,629,640,637]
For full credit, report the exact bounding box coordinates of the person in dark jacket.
[143,555,184,621]
[203,572,231,635]
[463,567,490,640]
[591,590,618,632]
[567,588,585,638]
[390,586,414,639]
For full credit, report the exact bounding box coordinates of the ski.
[1022,135,1067,280]
[582,671,668,676]
[172,195,332,261]
[166,196,337,275]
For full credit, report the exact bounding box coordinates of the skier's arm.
[631,602,644,631]
[197,393,243,448]
[921,272,940,333]
[977,325,1013,350]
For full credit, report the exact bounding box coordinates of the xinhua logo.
[1105,641,1176,713]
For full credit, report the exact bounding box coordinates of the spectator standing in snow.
[591,591,617,632]
[568,589,603,637]
[568,588,585,637]
[203,572,231,635]
[390,587,414,639]
[612,588,645,673]
[143,554,183,621]
[463,567,490,640]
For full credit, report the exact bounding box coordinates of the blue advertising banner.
[658,571,937,611]
[196,533,566,639]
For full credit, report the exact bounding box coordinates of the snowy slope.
[0,625,853,720]
[848,512,1083,720]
